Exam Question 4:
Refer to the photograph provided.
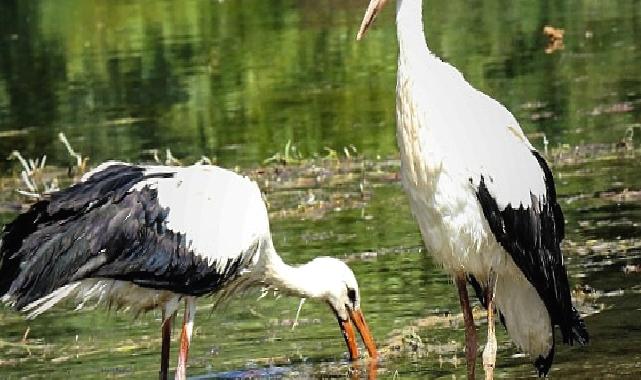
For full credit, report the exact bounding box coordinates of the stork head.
[356,0,390,40]
[298,257,378,360]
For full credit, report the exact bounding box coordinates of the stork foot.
[482,332,496,380]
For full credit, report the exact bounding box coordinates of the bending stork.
[0,162,378,380]
[356,0,588,378]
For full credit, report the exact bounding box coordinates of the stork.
[356,1,588,378]
[0,162,378,380]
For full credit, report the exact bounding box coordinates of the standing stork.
[356,0,588,378]
[0,162,378,380]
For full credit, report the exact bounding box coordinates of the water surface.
[1,0,640,379]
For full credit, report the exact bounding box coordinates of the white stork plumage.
[0,162,378,380]
[356,0,588,378]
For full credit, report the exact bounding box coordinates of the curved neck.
[397,0,432,65]
[260,243,324,299]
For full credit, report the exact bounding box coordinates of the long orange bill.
[338,316,360,360]
[356,0,390,41]
[348,309,379,359]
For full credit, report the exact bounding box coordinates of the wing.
[475,150,588,346]
[0,163,153,297]
[0,163,259,310]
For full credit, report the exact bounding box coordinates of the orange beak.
[338,308,378,360]
[356,0,390,41]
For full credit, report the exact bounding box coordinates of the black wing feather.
[475,150,588,373]
[1,164,256,310]
[0,165,145,295]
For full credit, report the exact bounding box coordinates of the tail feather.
[0,163,147,308]
[21,283,81,318]
[534,344,555,377]
[535,307,587,377]
[571,306,589,345]
[0,201,50,297]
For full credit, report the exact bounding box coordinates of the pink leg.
[175,297,196,380]
[455,271,477,380]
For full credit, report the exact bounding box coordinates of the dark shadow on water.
[190,366,291,379]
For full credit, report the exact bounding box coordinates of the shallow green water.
[1,0,641,379]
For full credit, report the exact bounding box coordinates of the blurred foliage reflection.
[0,0,639,170]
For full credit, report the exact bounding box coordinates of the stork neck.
[397,0,432,64]
[261,244,324,299]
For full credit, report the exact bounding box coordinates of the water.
[1,0,640,378]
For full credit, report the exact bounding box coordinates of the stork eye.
[347,287,357,305]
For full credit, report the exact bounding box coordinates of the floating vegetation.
[58,132,88,175]
[263,140,305,165]
[1,136,640,378]
[548,137,639,168]
[7,150,55,199]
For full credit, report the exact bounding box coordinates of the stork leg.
[482,271,498,380]
[175,297,196,380]
[349,358,378,380]
[160,310,174,380]
[455,271,477,380]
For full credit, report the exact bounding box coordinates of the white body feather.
[395,0,552,358]
[21,163,272,317]
[87,163,271,271]
[18,163,359,324]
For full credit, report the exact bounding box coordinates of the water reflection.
[0,0,640,379]
[1,1,640,171]
[1,153,639,378]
